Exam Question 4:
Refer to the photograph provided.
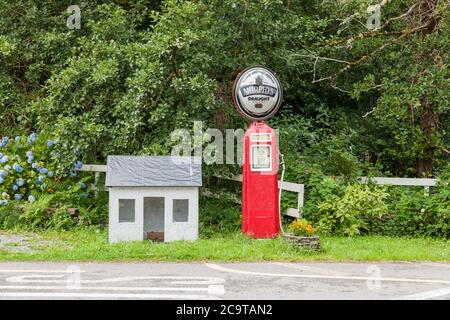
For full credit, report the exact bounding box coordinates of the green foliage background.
[0,0,448,237]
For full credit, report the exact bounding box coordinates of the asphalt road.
[0,261,449,300]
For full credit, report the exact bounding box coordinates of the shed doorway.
[144,197,165,241]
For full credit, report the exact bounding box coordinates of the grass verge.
[0,229,449,262]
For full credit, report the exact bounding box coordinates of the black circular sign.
[232,66,283,121]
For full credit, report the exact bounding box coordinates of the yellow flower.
[288,219,316,236]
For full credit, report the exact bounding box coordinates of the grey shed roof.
[105,156,202,187]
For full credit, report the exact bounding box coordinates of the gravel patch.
[0,232,69,254]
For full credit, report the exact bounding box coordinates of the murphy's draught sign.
[233,66,283,121]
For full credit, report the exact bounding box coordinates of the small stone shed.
[105,156,202,243]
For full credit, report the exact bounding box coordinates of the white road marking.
[3,275,226,297]
[6,275,66,282]
[272,262,349,276]
[205,263,450,285]
[394,287,450,300]
[0,292,220,299]
[0,285,222,294]
[6,275,225,285]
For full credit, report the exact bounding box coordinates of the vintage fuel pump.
[232,66,283,238]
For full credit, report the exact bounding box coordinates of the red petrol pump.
[242,121,279,237]
[232,66,283,238]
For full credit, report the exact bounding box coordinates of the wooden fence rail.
[78,165,438,219]
[358,177,436,187]
[215,174,304,218]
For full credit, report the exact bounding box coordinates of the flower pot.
[284,234,320,251]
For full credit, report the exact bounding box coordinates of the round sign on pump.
[232,66,283,121]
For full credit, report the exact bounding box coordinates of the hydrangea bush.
[0,132,82,207]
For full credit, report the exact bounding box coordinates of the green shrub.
[300,166,449,238]
[315,184,389,236]
[385,170,450,238]
[301,169,346,223]
[17,177,108,231]
[0,201,23,229]
[199,186,241,238]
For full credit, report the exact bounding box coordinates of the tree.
[290,0,449,176]
[31,0,328,172]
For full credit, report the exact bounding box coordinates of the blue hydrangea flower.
[12,163,23,173]
[0,143,3,149]
[0,170,6,177]
[26,151,33,157]
[28,195,36,203]
[15,136,21,142]
[1,137,9,145]
[47,140,55,147]
[0,177,4,185]
[14,194,23,200]
[12,185,19,191]
[48,171,54,177]
[2,192,7,197]
[16,178,25,187]
[27,158,33,164]
[70,170,77,178]
[32,162,39,170]
[75,161,83,170]
[0,155,9,163]
[40,168,49,175]
[28,133,37,144]
[38,175,45,183]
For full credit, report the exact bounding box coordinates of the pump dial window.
[251,145,272,171]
